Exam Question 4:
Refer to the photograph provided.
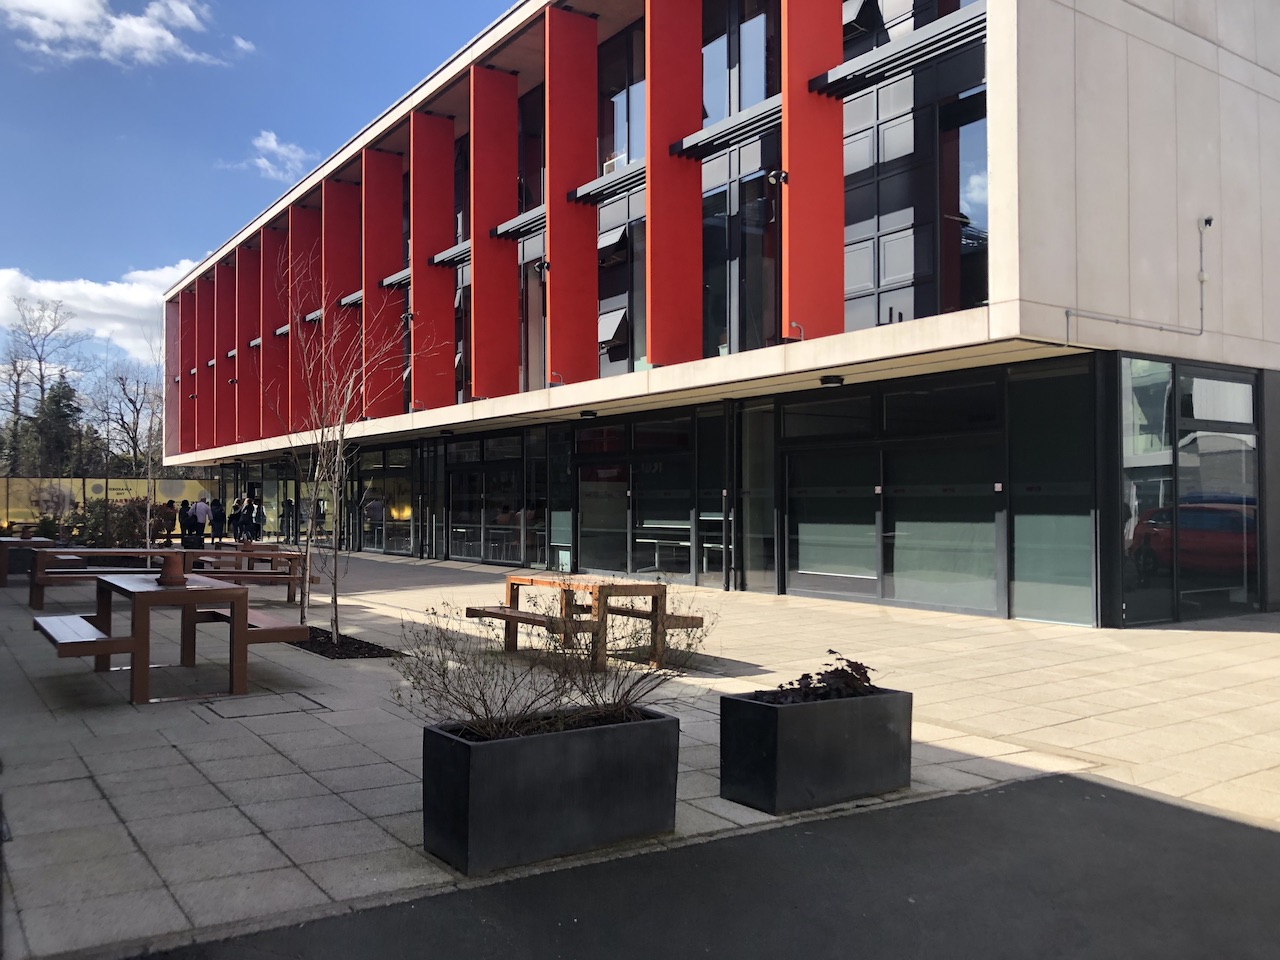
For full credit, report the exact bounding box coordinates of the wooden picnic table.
[0,536,55,587]
[89,573,250,705]
[467,573,702,671]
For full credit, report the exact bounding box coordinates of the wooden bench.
[193,607,309,644]
[465,605,601,653]
[30,565,157,610]
[196,569,314,604]
[33,615,144,692]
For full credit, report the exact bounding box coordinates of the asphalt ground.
[140,775,1280,960]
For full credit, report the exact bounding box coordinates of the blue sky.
[0,0,515,359]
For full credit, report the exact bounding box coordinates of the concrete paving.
[3,554,1280,958]
[138,775,1280,960]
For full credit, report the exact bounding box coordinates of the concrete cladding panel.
[1014,0,1280,369]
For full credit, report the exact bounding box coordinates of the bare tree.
[9,298,93,407]
[265,246,422,644]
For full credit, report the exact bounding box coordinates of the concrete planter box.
[719,688,912,814]
[422,707,679,875]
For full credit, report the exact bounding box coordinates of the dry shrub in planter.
[394,590,712,875]
[720,650,912,815]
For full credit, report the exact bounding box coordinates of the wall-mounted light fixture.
[549,371,565,386]
[766,169,789,186]
[410,400,427,411]
[580,410,598,420]
[534,259,551,276]
[440,429,454,437]
[789,321,805,341]
[819,375,844,388]
[187,394,197,399]
[227,378,238,385]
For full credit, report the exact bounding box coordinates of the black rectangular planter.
[422,707,679,875]
[719,689,912,814]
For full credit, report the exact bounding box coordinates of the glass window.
[883,444,997,611]
[1178,375,1255,424]
[447,440,481,464]
[578,424,626,455]
[702,0,729,127]
[739,0,779,110]
[1120,358,1175,624]
[598,32,630,172]
[634,417,692,451]
[787,449,878,595]
[632,457,693,574]
[518,85,545,211]
[884,378,1000,435]
[484,435,523,460]
[940,88,988,313]
[738,176,781,351]
[1009,361,1095,624]
[783,395,874,438]
[702,190,731,358]
[359,452,383,472]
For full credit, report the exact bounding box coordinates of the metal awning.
[304,309,323,323]
[598,225,627,251]
[671,94,782,160]
[248,337,262,348]
[598,308,628,346]
[381,266,411,287]
[570,160,646,205]
[226,348,237,358]
[431,240,472,268]
[205,359,215,367]
[494,204,547,241]
[274,324,290,336]
[339,289,363,307]
[811,0,986,99]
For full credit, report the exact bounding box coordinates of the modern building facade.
[163,0,1280,628]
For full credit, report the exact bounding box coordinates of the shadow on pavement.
[143,775,1280,960]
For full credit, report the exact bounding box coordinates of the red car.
[1128,504,1257,576]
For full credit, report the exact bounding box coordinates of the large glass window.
[519,85,545,211]
[598,22,646,175]
[1120,358,1177,624]
[842,50,986,330]
[598,218,647,378]
[787,449,878,596]
[1009,360,1095,624]
[883,444,998,611]
[703,0,779,128]
[738,175,781,351]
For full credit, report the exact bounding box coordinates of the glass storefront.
[321,353,1261,629]
[1120,358,1259,623]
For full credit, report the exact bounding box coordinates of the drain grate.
[201,692,331,719]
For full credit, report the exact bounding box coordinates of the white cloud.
[228,130,314,184]
[962,171,988,209]
[0,259,199,362]
[231,33,252,53]
[0,0,248,67]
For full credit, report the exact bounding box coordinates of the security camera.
[1200,216,1214,228]
[766,169,789,186]
[227,378,238,385]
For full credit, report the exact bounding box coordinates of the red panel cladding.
[164,298,180,457]
[362,148,405,419]
[645,0,704,366]
[235,246,262,444]
[544,7,599,386]
[178,289,196,452]
[322,179,362,424]
[409,111,456,410]
[213,262,236,448]
[469,66,521,399]
[781,0,844,340]
[259,227,289,438]
[194,275,215,450]
[288,206,322,433]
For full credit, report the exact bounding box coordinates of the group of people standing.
[157,495,266,546]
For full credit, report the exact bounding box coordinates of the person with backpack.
[210,498,227,543]
[178,500,191,536]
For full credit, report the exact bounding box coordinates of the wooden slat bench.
[33,615,144,693]
[30,565,157,610]
[465,605,601,653]
[190,607,309,695]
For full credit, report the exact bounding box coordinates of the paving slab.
[19,887,189,957]
[170,867,330,926]
[300,847,451,901]
[148,833,294,886]
[7,851,164,911]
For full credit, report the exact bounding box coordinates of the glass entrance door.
[786,449,878,596]
[449,470,484,561]
[578,461,629,572]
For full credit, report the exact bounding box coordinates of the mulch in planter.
[288,626,399,660]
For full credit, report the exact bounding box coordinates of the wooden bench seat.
[604,604,704,630]
[465,605,600,652]
[30,567,157,610]
[51,554,88,569]
[33,614,137,658]
[197,569,312,604]
[194,606,309,644]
